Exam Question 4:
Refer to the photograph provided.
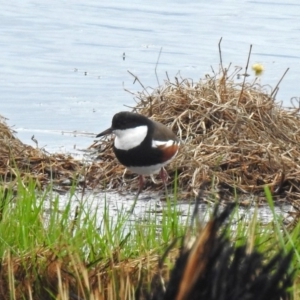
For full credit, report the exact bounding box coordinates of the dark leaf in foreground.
[138,204,294,300]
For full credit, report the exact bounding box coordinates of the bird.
[96,111,179,196]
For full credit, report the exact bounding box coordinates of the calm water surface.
[1,0,300,153]
[50,190,292,228]
[0,1,299,217]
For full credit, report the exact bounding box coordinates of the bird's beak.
[96,127,113,138]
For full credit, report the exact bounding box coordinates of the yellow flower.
[252,63,264,76]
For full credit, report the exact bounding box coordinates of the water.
[0,1,299,218]
[1,0,300,153]
[47,190,293,230]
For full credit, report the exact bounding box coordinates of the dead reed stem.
[1,60,300,206]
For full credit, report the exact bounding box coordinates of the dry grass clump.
[0,115,88,191]
[93,66,300,204]
[0,247,177,300]
[2,60,300,205]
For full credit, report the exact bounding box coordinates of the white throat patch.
[114,125,148,150]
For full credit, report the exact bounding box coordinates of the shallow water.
[1,0,300,153]
[1,1,299,220]
[48,190,293,230]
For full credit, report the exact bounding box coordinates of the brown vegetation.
[93,67,300,206]
[1,63,300,205]
[0,203,293,300]
[0,247,177,300]
[0,114,87,192]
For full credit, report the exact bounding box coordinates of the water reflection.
[46,190,292,232]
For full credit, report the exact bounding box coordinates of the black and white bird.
[96,111,179,195]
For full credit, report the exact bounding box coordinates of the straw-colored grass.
[0,177,187,300]
[92,66,300,205]
[2,58,300,205]
[0,115,87,191]
[0,185,297,300]
[0,247,178,300]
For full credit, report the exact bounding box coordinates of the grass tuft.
[0,179,298,299]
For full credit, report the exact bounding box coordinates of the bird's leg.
[137,175,145,196]
[129,175,145,214]
[159,167,168,184]
[159,167,169,196]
